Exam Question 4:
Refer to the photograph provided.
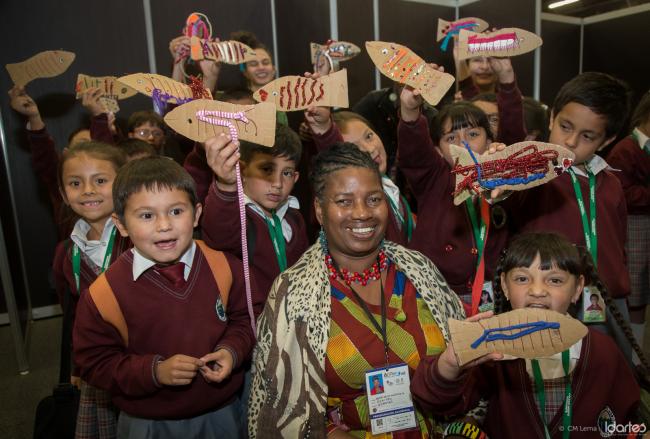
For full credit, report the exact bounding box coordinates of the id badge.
[365,364,417,435]
[478,281,494,313]
[581,285,606,323]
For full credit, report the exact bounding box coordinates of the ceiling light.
[548,0,580,9]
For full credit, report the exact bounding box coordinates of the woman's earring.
[319,227,328,253]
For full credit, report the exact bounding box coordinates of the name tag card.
[365,363,417,435]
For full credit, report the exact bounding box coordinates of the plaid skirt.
[626,215,650,307]
[75,381,118,439]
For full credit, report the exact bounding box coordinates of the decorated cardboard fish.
[75,74,137,100]
[449,308,588,367]
[190,37,257,64]
[6,50,76,86]
[457,27,542,60]
[253,68,349,111]
[310,40,361,64]
[450,141,574,205]
[365,41,454,106]
[164,99,276,147]
[436,17,489,51]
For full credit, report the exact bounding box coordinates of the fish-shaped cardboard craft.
[117,73,213,103]
[450,141,575,205]
[253,69,349,111]
[164,100,276,147]
[6,50,76,87]
[365,41,455,106]
[436,17,489,52]
[457,27,542,60]
[310,41,361,64]
[449,308,588,367]
[75,74,137,100]
[190,37,257,64]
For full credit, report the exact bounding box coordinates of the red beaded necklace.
[324,250,388,286]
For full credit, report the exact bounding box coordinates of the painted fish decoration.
[6,50,76,87]
[436,17,489,51]
[450,141,574,205]
[449,308,588,366]
[457,27,543,60]
[365,41,454,106]
[253,68,349,111]
[310,40,361,64]
[75,74,137,100]
[164,99,276,147]
[190,37,257,64]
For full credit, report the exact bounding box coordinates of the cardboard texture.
[449,308,588,366]
[75,74,137,100]
[164,99,276,147]
[365,41,455,106]
[189,37,257,64]
[458,27,543,60]
[310,41,361,64]
[436,17,489,42]
[117,73,213,103]
[253,68,349,111]
[6,50,76,87]
[450,141,575,205]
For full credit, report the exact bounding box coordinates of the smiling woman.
[247,143,466,438]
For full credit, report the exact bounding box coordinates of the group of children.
[7,24,650,439]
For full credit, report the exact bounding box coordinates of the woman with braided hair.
[247,142,466,438]
[412,232,640,439]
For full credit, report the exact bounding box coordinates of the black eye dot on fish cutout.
[187,118,193,124]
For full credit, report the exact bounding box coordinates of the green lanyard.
[72,227,117,292]
[531,350,572,439]
[465,198,487,266]
[386,193,414,242]
[568,167,597,265]
[264,213,288,272]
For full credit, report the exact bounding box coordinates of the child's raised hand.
[399,85,423,122]
[80,87,107,117]
[488,57,514,84]
[155,354,204,386]
[8,86,42,121]
[304,106,331,134]
[205,133,240,191]
[199,349,234,383]
[437,311,503,381]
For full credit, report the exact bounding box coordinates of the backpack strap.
[195,240,233,310]
[88,273,128,346]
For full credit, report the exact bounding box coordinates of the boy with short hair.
[201,124,309,305]
[507,72,632,357]
[73,157,254,436]
[127,110,166,150]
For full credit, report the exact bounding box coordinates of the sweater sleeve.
[73,290,160,397]
[495,80,527,145]
[200,182,244,257]
[89,113,116,144]
[26,126,62,211]
[608,142,650,213]
[311,122,345,153]
[184,143,214,204]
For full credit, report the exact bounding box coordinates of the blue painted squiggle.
[440,23,479,51]
[470,321,560,349]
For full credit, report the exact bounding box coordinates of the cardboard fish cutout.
[436,17,489,51]
[6,50,76,86]
[457,27,542,60]
[190,37,257,64]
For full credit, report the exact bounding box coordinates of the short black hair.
[432,101,494,144]
[218,87,255,104]
[523,97,550,141]
[127,110,164,133]
[552,72,631,139]
[631,89,650,129]
[239,124,302,165]
[67,126,90,146]
[310,142,381,201]
[113,156,197,220]
[117,138,156,160]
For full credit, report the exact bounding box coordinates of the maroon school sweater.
[397,115,509,300]
[506,168,630,298]
[412,330,639,439]
[201,183,309,307]
[183,143,212,204]
[73,245,254,419]
[607,135,650,215]
[312,123,411,246]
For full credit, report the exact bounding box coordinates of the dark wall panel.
[460,0,536,97]
[540,20,580,106]
[0,1,150,307]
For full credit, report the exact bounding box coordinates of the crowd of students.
[8,26,650,439]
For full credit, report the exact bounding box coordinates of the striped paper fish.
[6,50,76,87]
[75,74,137,100]
[252,69,349,112]
[457,27,543,60]
[190,37,257,64]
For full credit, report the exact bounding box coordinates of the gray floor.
[1,317,61,439]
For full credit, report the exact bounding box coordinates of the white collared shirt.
[524,339,583,379]
[382,176,402,213]
[131,241,196,281]
[244,195,300,242]
[570,154,612,177]
[633,128,650,150]
[70,218,116,269]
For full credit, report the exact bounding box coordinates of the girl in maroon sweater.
[412,232,639,439]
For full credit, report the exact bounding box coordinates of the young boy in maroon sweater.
[74,157,254,436]
[201,125,309,306]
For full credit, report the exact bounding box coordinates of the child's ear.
[314,198,324,226]
[500,272,509,301]
[571,274,585,304]
[548,110,555,131]
[112,213,130,238]
[292,170,300,184]
[193,203,203,228]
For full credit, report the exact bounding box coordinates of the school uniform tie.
[155,263,186,288]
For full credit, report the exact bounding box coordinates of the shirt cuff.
[214,344,239,369]
[151,354,164,388]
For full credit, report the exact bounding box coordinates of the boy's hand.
[205,133,240,192]
[80,87,107,116]
[155,354,204,386]
[488,57,514,84]
[199,349,234,383]
[8,86,44,129]
[304,106,332,135]
[399,85,423,123]
[437,311,502,381]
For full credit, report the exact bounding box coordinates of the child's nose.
[157,215,172,231]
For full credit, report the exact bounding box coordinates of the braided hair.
[310,141,382,201]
